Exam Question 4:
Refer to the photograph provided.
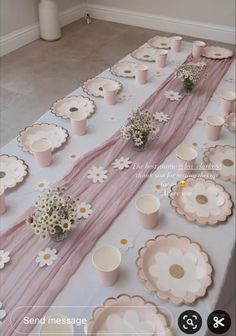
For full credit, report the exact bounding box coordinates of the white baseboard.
[87,3,235,44]
[0,4,86,57]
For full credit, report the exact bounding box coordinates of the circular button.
[178,310,202,334]
[207,310,231,334]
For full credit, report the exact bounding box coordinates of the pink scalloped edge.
[169,177,234,225]
[203,145,235,183]
[17,123,69,153]
[136,234,213,306]
[82,77,122,97]
[86,294,175,335]
[50,95,96,119]
[0,154,29,190]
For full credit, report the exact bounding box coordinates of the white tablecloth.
[1,41,235,336]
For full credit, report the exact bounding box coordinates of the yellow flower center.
[155,184,161,190]
[169,264,185,279]
[80,207,86,213]
[178,180,186,188]
[96,173,100,176]
[38,183,45,188]
[192,142,198,147]
[196,194,208,204]
[120,238,128,245]
[43,254,51,260]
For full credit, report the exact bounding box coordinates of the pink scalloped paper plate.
[85,294,174,335]
[17,123,69,153]
[110,61,137,78]
[202,46,233,59]
[203,145,235,183]
[169,177,233,225]
[82,77,122,97]
[0,154,29,191]
[225,112,236,133]
[51,95,96,119]
[148,36,171,49]
[136,235,213,306]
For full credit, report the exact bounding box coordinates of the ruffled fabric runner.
[1,54,234,335]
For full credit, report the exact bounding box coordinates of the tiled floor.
[0,18,234,146]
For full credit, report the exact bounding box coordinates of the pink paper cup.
[103,83,117,105]
[135,64,148,84]
[92,245,121,286]
[31,139,52,168]
[70,110,87,136]
[0,187,6,216]
[220,91,236,115]
[135,194,160,230]
[156,50,168,68]
[171,36,183,52]
[207,115,224,141]
[176,144,198,173]
[192,40,206,59]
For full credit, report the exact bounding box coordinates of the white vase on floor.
[38,0,62,41]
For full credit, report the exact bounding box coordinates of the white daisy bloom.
[98,310,155,335]
[87,166,108,183]
[77,202,93,219]
[164,90,182,101]
[181,182,225,217]
[36,248,58,267]
[112,157,132,170]
[149,248,206,298]
[35,180,50,192]
[0,301,6,326]
[118,235,134,251]
[154,111,170,123]
[0,250,10,270]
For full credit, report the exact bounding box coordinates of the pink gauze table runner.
[0,54,234,335]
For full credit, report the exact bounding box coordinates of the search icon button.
[178,310,202,334]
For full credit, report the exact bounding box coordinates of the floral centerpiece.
[26,187,77,241]
[121,108,159,151]
[175,62,207,93]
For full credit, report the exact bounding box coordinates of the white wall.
[88,0,235,27]
[0,0,83,37]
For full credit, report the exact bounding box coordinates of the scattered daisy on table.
[164,90,182,101]
[36,248,58,267]
[77,202,93,219]
[117,235,134,251]
[0,301,7,326]
[35,180,50,192]
[0,250,10,270]
[87,166,108,183]
[154,111,170,123]
[112,157,132,170]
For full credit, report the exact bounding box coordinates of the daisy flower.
[164,90,182,101]
[87,166,108,183]
[60,219,72,231]
[118,235,134,251]
[77,202,93,219]
[0,250,10,270]
[154,111,170,123]
[36,248,58,267]
[112,157,132,170]
[0,302,6,326]
[35,180,50,192]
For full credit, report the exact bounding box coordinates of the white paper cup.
[176,144,198,173]
[31,139,52,168]
[220,91,236,115]
[40,315,74,335]
[0,186,6,216]
[103,83,117,105]
[156,50,168,68]
[206,115,224,140]
[171,36,183,52]
[192,40,206,58]
[70,110,87,136]
[135,64,148,84]
[92,245,121,286]
[135,194,160,229]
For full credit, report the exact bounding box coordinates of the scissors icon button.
[208,310,231,334]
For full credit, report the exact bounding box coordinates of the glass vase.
[49,225,67,242]
[183,78,194,94]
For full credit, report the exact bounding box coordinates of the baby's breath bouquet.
[175,61,207,93]
[121,108,159,151]
[26,187,77,241]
